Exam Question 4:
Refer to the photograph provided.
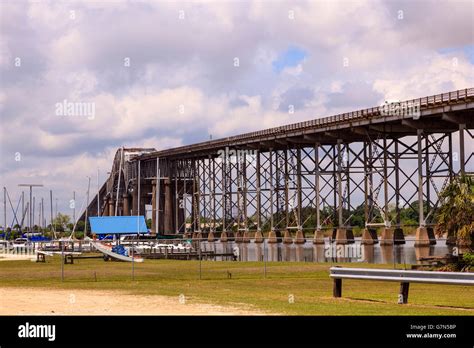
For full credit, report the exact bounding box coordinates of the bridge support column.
[393,228,405,245]
[102,197,108,216]
[164,177,173,235]
[151,180,157,235]
[295,230,305,244]
[220,231,228,242]
[283,230,293,244]
[427,227,437,245]
[234,231,243,243]
[380,228,394,246]
[313,228,324,244]
[414,226,430,247]
[242,231,251,243]
[415,129,430,247]
[131,186,138,216]
[254,230,264,243]
[335,228,348,244]
[108,199,114,217]
[208,231,216,242]
[122,194,129,216]
[267,230,280,243]
[361,228,378,245]
[313,229,324,244]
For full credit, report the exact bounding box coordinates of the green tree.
[437,175,474,248]
[52,213,71,232]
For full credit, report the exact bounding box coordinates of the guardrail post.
[398,282,409,304]
[333,278,342,297]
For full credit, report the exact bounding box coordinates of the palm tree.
[437,175,474,249]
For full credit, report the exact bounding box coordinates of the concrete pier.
[122,194,129,216]
[294,230,306,244]
[267,230,281,243]
[361,228,378,245]
[254,230,264,243]
[282,230,293,244]
[335,228,348,244]
[380,228,394,246]
[335,228,354,244]
[313,229,324,244]
[414,227,430,247]
[426,227,437,245]
[207,231,216,242]
[393,228,405,245]
[220,231,228,242]
[234,231,243,243]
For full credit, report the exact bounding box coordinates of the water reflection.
[295,245,304,262]
[313,244,326,262]
[282,244,292,262]
[199,237,448,264]
[380,245,393,264]
[361,245,374,263]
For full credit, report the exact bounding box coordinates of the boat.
[90,240,144,262]
[12,238,31,249]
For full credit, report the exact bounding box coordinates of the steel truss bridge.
[81,88,474,245]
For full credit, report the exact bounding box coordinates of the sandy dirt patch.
[0,287,264,315]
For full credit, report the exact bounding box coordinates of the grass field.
[0,257,473,315]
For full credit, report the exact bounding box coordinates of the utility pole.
[21,191,24,230]
[38,199,40,230]
[18,184,43,232]
[50,190,55,239]
[3,187,6,240]
[72,191,76,223]
[55,198,58,231]
[32,196,35,231]
[41,197,45,230]
[97,168,100,216]
[85,177,91,238]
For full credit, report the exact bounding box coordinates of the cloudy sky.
[0,0,473,226]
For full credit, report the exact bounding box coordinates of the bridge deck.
[139,88,474,159]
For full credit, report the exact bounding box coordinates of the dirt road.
[0,287,263,315]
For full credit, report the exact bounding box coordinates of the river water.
[199,238,453,264]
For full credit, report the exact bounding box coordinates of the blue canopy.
[89,216,148,235]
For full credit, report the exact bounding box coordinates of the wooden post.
[399,282,409,304]
[333,278,342,297]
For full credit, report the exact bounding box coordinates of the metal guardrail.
[329,266,474,304]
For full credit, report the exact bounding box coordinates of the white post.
[97,168,100,216]
[3,187,6,240]
[115,147,124,216]
[85,177,91,238]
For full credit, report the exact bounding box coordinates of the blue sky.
[438,44,474,64]
[272,46,307,73]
